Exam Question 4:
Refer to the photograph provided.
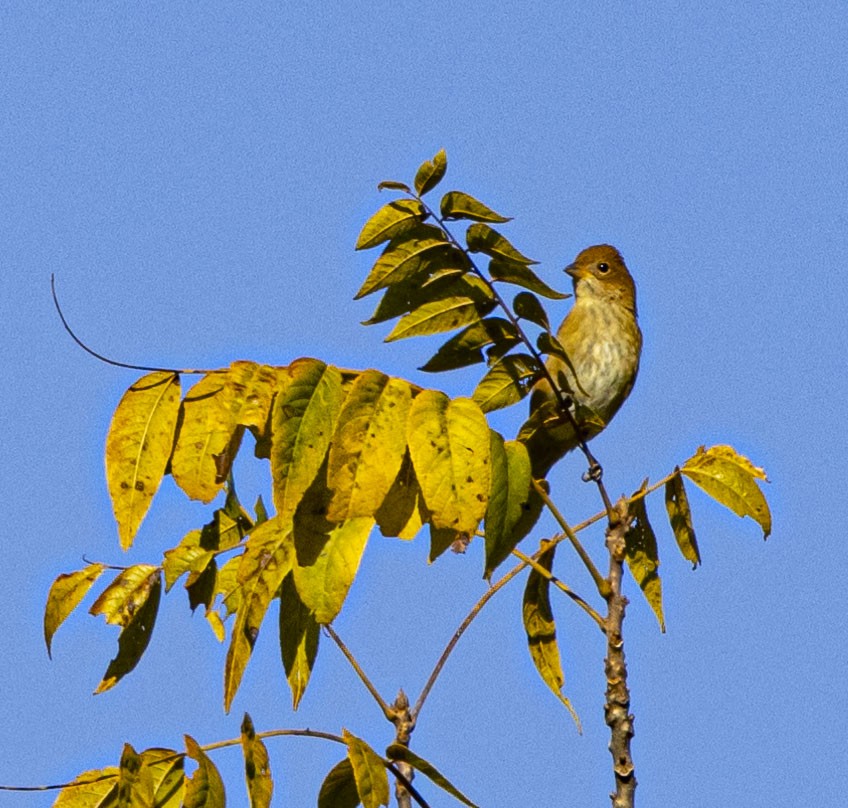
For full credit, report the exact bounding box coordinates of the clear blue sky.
[2,3,845,806]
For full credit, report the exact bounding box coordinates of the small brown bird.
[518,245,642,478]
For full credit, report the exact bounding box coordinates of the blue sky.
[1,3,845,806]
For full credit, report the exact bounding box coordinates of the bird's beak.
[565,263,582,279]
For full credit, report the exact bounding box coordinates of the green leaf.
[522,544,578,723]
[376,180,411,192]
[374,451,427,540]
[419,317,520,373]
[241,714,273,808]
[513,291,550,331]
[414,149,448,196]
[326,371,412,521]
[484,437,532,578]
[44,563,106,658]
[105,371,181,550]
[664,471,701,567]
[440,190,511,223]
[271,359,344,529]
[385,744,479,808]
[344,729,390,808]
[355,224,452,299]
[472,353,542,413]
[626,493,665,632]
[385,275,495,342]
[318,758,360,808]
[489,259,569,299]
[536,331,572,365]
[681,445,771,538]
[465,223,536,264]
[406,391,491,538]
[356,199,426,250]
[185,735,226,808]
[279,571,320,710]
[92,568,162,694]
[224,516,293,712]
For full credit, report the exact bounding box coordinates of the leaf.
[536,331,572,365]
[385,275,495,342]
[344,729,390,808]
[522,544,578,723]
[626,493,665,631]
[224,516,293,712]
[162,530,214,593]
[513,291,550,331]
[681,445,771,538]
[140,748,184,808]
[118,743,153,807]
[406,391,491,537]
[484,437,532,578]
[318,758,360,808]
[472,353,541,413]
[44,564,106,658]
[385,744,479,808]
[414,149,448,196]
[440,190,510,223]
[53,767,120,807]
[465,223,536,264]
[241,714,273,808]
[374,451,428,540]
[356,199,426,250]
[92,568,162,694]
[105,371,181,550]
[225,361,280,432]
[326,371,412,521]
[664,471,701,567]
[279,571,320,710]
[419,317,520,373]
[355,224,453,299]
[489,259,569,299]
[185,735,226,808]
[271,359,344,529]
[376,180,411,192]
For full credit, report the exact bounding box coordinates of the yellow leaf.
[44,563,106,658]
[626,494,665,632]
[356,199,426,250]
[414,149,448,196]
[225,361,279,431]
[240,714,273,808]
[465,223,535,264]
[105,371,181,550]
[53,767,120,807]
[472,353,539,413]
[140,748,184,808]
[117,743,154,808]
[279,571,320,709]
[374,452,427,540]
[664,471,701,567]
[681,444,771,538]
[343,729,390,808]
[407,391,491,537]
[385,744,479,808]
[327,371,412,521]
[185,735,226,808]
[162,530,213,592]
[90,565,160,627]
[439,190,511,223]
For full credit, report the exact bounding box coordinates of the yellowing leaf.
[53,767,119,807]
[225,361,279,431]
[374,452,427,540]
[326,371,412,521]
[439,190,511,223]
[106,371,181,550]
[185,735,226,808]
[318,758,360,808]
[271,359,344,530]
[44,563,106,658]
[90,564,160,627]
[224,516,293,712]
[118,743,154,807]
[472,354,541,413]
[356,199,426,250]
[489,259,569,299]
[465,223,535,264]
[484,438,532,578]
[681,444,772,538]
[385,744,479,808]
[240,713,273,808]
[162,530,213,592]
[414,149,448,196]
[279,572,320,710]
[140,748,184,808]
[626,495,665,632]
[406,391,491,537]
[419,317,520,373]
[664,471,701,568]
[344,729,390,808]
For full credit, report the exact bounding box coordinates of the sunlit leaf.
[318,758,360,808]
[356,199,426,250]
[513,291,550,331]
[681,445,771,538]
[117,743,153,807]
[240,714,273,808]
[419,317,520,373]
[374,451,427,540]
[105,371,181,550]
[90,565,160,628]
[472,353,541,413]
[326,371,412,521]
[414,149,447,196]
[44,564,106,658]
[489,259,569,299]
[440,191,510,223]
[344,729,390,808]
[406,391,491,538]
[52,767,119,807]
[140,748,184,808]
[162,530,213,593]
[225,361,279,432]
[385,744,479,808]
[664,471,701,568]
[185,735,226,808]
[484,438,532,578]
[626,493,665,632]
[279,571,319,710]
[465,223,535,264]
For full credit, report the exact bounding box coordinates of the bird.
[517,244,642,478]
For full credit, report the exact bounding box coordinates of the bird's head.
[565,244,637,312]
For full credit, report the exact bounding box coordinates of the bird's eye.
[597,262,610,273]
